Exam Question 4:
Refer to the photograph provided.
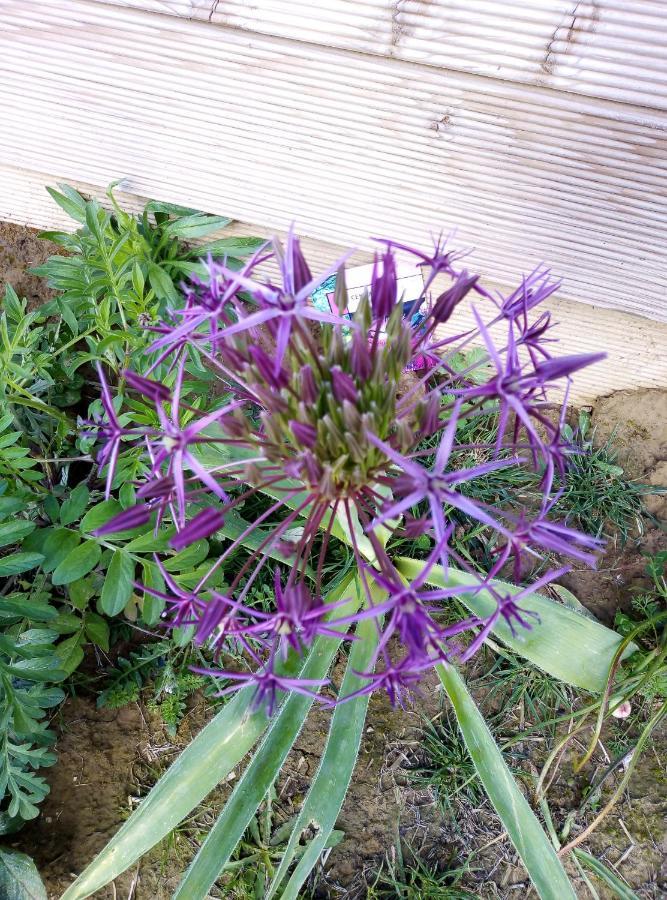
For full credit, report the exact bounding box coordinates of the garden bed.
[1,218,665,899]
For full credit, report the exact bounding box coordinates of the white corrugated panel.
[92,0,667,109]
[2,163,667,403]
[2,0,666,325]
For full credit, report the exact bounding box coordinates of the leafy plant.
[0,184,259,841]
[60,233,636,900]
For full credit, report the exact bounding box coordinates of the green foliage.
[0,846,47,900]
[0,588,65,824]
[0,184,255,841]
[368,846,475,900]
[558,411,664,540]
[409,711,487,817]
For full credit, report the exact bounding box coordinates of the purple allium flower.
[93,503,152,535]
[370,249,397,320]
[169,507,225,550]
[86,230,605,712]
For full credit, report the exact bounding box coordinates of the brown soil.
[2,220,666,898]
[0,222,56,307]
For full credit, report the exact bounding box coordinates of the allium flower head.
[87,232,604,712]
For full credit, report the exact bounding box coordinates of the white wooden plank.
[1,0,666,324]
[2,163,666,404]
[90,0,667,110]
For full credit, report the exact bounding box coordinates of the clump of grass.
[557,410,664,541]
[368,844,475,899]
[408,710,486,817]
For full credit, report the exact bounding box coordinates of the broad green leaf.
[269,609,379,899]
[164,214,232,240]
[84,613,110,651]
[100,551,135,616]
[0,520,36,549]
[4,657,67,683]
[54,632,85,676]
[0,553,44,577]
[139,561,166,625]
[60,573,355,900]
[46,185,87,224]
[0,846,47,900]
[52,541,101,586]
[438,664,576,900]
[0,498,26,520]
[194,236,267,258]
[172,582,363,900]
[397,558,632,693]
[148,264,179,304]
[79,500,122,533]
[162,539,209,572]
[41,528,81,573]
[60,484,90,526]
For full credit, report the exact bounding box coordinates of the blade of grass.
[398,558,634,692]
[573,850,640,900]
[437,663,576,900]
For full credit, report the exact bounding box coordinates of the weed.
[557,410,664,541]
[368,844,475,899]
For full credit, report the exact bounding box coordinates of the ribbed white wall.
[1,0,666,399]
[90,0,667,109]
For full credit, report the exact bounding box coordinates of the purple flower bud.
[331,366,358,404]
[93,504,152,535]
[300,365,318,404]
[350,328,372,380]
[169,507,225,550]
[137,475,175,499]
[431,271,478,324]
[290,420,318,448]
[123,371,171,403]
[288,235,312,294]
[370,250,397,320]
[249,345,289,389]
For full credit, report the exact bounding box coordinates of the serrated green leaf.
[52,541,101,586]
[100,551,135,616]
[0,553,44,577]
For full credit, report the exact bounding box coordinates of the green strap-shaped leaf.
[172,580,365,899]
[398,558,633,692]
[267,613,379,900]
[61,574,356,900]
[437,663,576,900]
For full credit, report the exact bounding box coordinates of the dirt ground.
[2,221,666,898]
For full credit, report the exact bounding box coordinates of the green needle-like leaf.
[398,558,633,692]
[438,663,576,900]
